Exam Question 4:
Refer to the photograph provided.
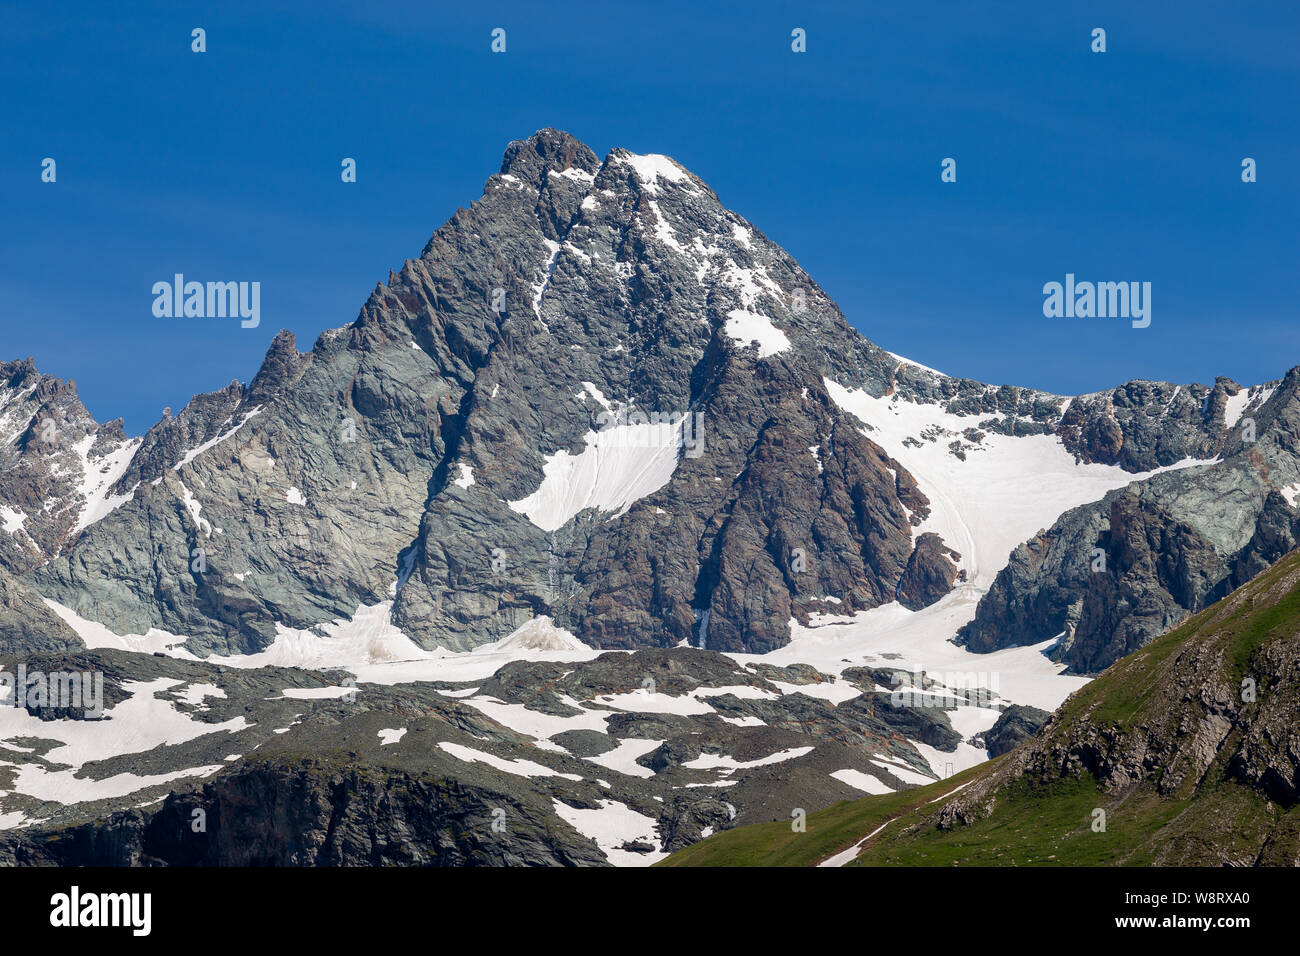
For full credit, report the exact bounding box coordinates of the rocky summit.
[2,129,1299,865]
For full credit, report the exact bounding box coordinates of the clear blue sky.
[3,1,1297,434]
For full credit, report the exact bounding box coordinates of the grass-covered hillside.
[662,549,1300,867]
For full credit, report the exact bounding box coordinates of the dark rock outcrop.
[982,704,1050,757]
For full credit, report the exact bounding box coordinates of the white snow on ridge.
[173,408,262,472]
[508,421,684,532]
[0,384,39,446]
[647,199,687,254]
[178,481,211,537]
[549,166,595,184]
[578,381,613,411]
[719,260,785,307]
[1223,389,1252,429]
[531,238,562,320]
[884,350,947,378]
[1223,385,1276,431]
[615,152,690,195]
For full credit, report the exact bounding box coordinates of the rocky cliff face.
[0,359,139,575]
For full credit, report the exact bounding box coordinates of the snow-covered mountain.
[1,129,1296,865]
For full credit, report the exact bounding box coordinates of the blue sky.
[2,1,1297,433]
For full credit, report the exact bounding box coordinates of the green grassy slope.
[661,549,1300,867]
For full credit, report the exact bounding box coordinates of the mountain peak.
[499,128,600,182]
[246,329,309,405]
[605,147,700,196]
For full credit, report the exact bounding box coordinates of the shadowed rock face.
[981,704,1050,757]
[0,128,1295,668]
[0,760,615,867]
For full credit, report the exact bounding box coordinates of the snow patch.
[178,481,211,537]
[549,166,595,184]
[0,677,245,808]
[271,686,358,700]
[552,798,666,866]
[1281,483,1300,508]
[682,746,814,771]
[73,436,143,534]
[481,616,587,652]
[724,309,790,358]
[583,737,663,779]
[437,741,582,781]
[830,768,894,794]
[531,239,562,320]
[206,601,430,671]
[507,421,684,532]
[43,599,196,656]
[0,505,26,536]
